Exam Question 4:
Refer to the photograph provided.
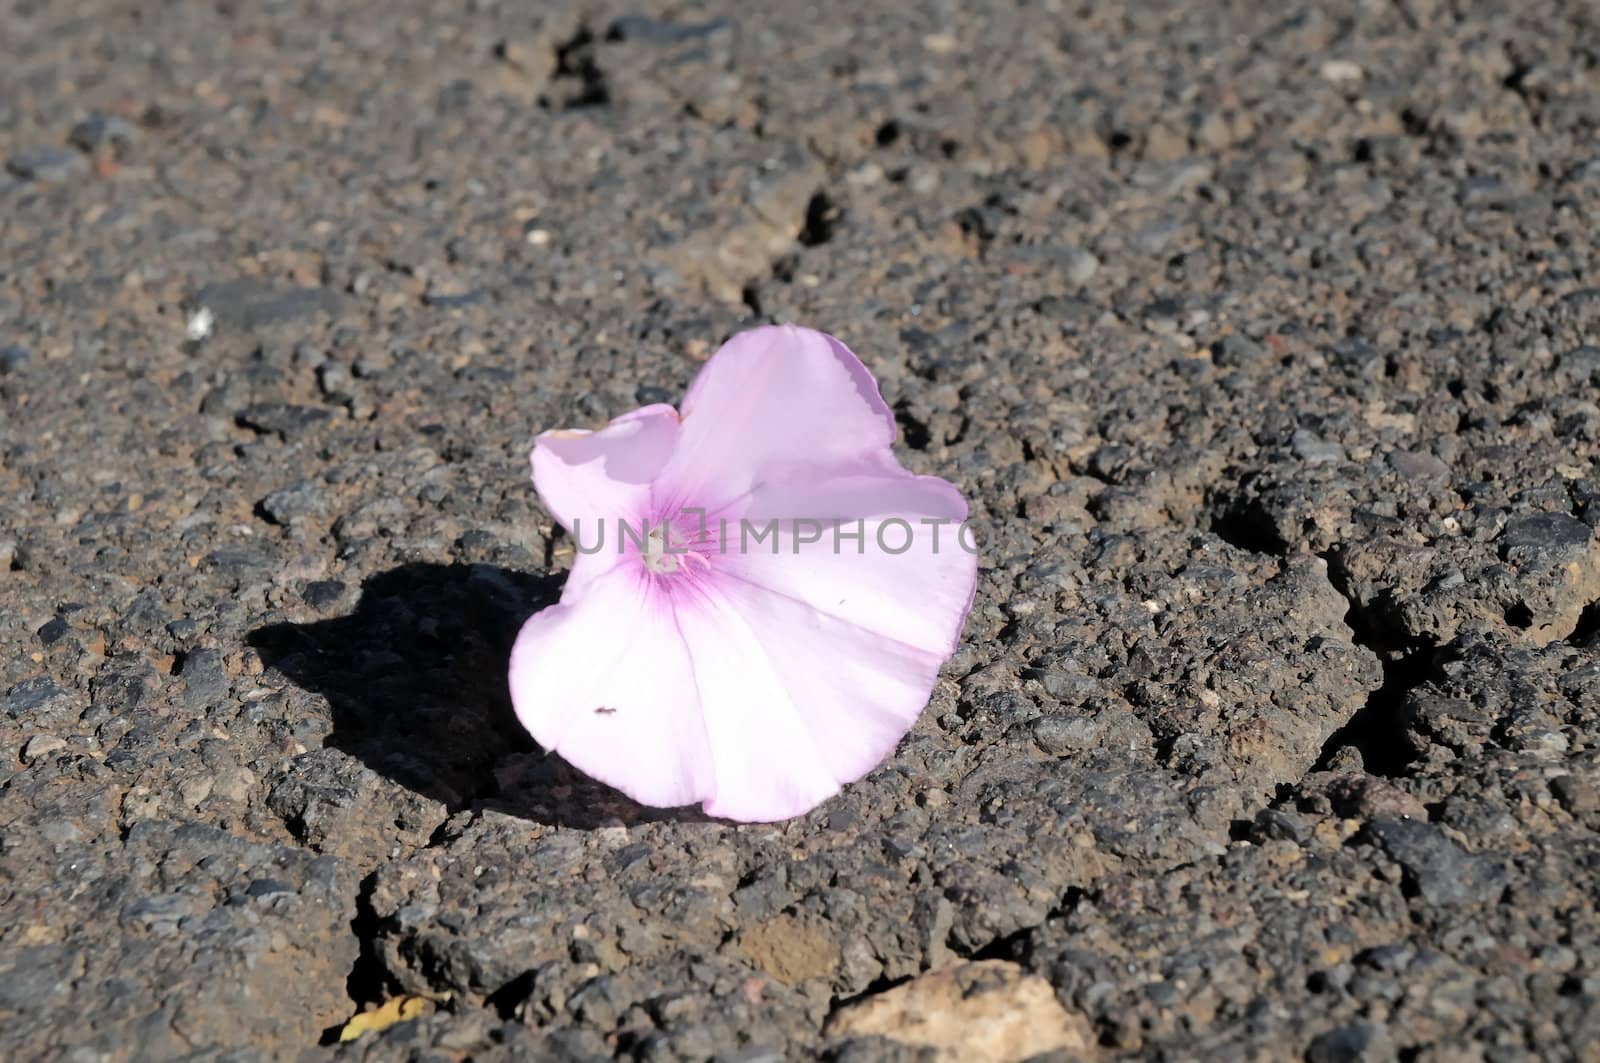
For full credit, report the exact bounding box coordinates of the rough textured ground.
[2,0,1599,1059]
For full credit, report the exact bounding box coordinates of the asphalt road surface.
[3,0,1599,1058]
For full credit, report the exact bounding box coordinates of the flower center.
[642,525,681,574]
[639,516,714,578]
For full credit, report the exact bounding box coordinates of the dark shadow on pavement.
[248,561,717,829]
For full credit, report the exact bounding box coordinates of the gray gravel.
[2,0,1598,1059]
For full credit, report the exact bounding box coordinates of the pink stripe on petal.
[671,586,847,822]
[690,575,947,808]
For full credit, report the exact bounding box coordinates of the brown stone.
[826,960,1095,1061]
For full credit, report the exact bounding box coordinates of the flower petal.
[508,567,715,810]
[673,574,951,822]
[719,469,978,657]
[652,325,897,515]
[531,403,680,532]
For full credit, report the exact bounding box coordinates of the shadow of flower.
[248,562,715,829]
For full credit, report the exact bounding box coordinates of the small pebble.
[22,734,67,763]
[6,147,89,183]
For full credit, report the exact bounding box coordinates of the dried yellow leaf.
[337,995,428,1042]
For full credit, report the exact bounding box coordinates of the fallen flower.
[509,324,978,821]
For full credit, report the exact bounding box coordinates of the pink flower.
[508,325,978,822]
